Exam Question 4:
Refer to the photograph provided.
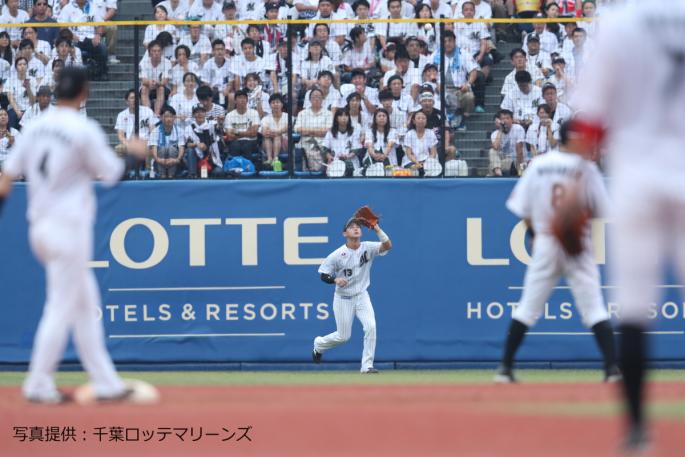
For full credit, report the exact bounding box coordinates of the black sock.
[591,320,617,372]
[619,324,647,428]
[502,319,528,369]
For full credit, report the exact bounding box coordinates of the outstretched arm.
[0,173,13,215]
[375,223,392,253]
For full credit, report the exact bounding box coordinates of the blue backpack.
[224,156,256,174]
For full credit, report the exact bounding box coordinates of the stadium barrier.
[1,179,684,365]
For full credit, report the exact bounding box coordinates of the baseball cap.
[343,217,364,231]
[527,33,540,43]
[265,2,279,11]
[419,91,433,101]
[542,82,557,92]
[222,1,236,10]
[552,56,566,65]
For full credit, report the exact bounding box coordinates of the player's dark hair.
[349,26,365,44]
[0,32,13,64]
[559,120,573,146]
[387,0,401,9]
[497,109,514,119]
[350,68,366,81]
[211,39,226,49]
[313,23,330,36]
[408,110,427,131]
[269,93,284,105]
[147,39,161,51]
[160,105,176,117]
[345,92,363,124]
[234,89,249,100]
[414,3,431,19]
[54,66,89,100]
[537,103,552,117]
[461,1,475,10]
[125,88,136,100]
[246,24,260,35]
[196,85,213,100]
[572,27,587,36]
[318,70,334,81]
[443,30,456,41]
[331,108,354,138]
[241,37,256,48]
[371,108,391,145]
[175,44,191,59]
[14,56,28,68]
[378,88,393,101]
[19,38,33,50]
[183,72,198,85]
[155,31,174,48]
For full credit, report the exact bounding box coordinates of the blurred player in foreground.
[0,67,149,404]
[495,121,619,384]
[313,207,392,373]
[560,0,685,450]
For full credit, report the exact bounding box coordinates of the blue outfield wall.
[1,179,684,365]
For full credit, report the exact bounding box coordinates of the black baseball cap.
[343,218,364,231]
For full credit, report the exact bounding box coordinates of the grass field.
[1,369,684,457]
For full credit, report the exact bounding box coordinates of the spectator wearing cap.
[524,34,552,78]
[19,85,51,128]
[342,27,376,74]
[541,82,571,129]
[294,87,333,172]
[501,48,544,99]
[1,0,29,48]
[377,0,418,50]
[382,46,420,101]
[224,89,261,163]
[158,0,190,20]
[431,30,480,129]
[150,105,185,179]
[307,0,347,46]
[547,57,572,102]
[454,1,494,82]
[185,104,224,178]
[213,3,244,55]
[500,70,543,129]
[179,25,212,67]
[304,70,341,110]
[26,0,59,47]
[58,0,109,80]
[523,17,559,54]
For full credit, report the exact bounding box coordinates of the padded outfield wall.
[1,180,684,365]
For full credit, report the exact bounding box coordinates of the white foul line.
[528,331,685,336]
[109,333,286,339]
[508,285,684,291]
[108,286,286,292]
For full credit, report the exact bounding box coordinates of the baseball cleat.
[604,365,622,383]
[362,367,379,374]
[26,390,73,405]
[493,366,518,384]
[312,349,322,364]
[621,425,650,454]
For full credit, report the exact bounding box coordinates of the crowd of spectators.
[0,0,609,178]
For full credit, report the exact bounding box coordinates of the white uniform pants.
[314,291,377,372]
[22,221,125,399]
[513,234,609,328]
[610,153,685,325]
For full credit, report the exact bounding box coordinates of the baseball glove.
[354,206,379,229]
[550,189,590,257]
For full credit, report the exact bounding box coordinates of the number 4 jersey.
[4,106,124,229]
[506,149,610,237]
[318,241,387,297]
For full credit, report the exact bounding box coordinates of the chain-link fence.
[0,14,590,179]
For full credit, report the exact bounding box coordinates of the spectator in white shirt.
[489,109,526,177]
[382,46,420,101]
[201,39,232,107]
[115,88,157,176]
[94,0,119,65]
[307,0,347,46]
[547,56,573,103]
[415,4,437,54]
[312,23,343,63]
[501,48,544,98]
[149,105,185,179]
[342,27,376,74]
[19,85,51,128]
[232,38,274,99]
[294,87,332,171]
[58,0,109,79]
[186,0,222,39]
[540,81,572,131]
[213,2,245,56]
[144,5,177,48]
[525,103,557,156]
[179,24,212,66]
[405,36,432,73]
[377,0,417,49]
[159,0,189,21]
[402,110,438,172]
[260,93,288,165]
[9,57,37,121]
[224,89,261,163]
[303,69,340,110]
[16,40,46,84]
[323,108,363,174]
[300,39,335,89]
[1,0,29,48]
[20,27,50,66]
[525,34,552,78]
[0,107,19,171]
[456,1,493,81]
[500,70,543,130]
[0,32,14,69]
[170,44,199,95]
[169,71,199,128]
[523,21,559,54]
[364,108,399,167]
[243,72,270,118]
[140,40,172,115]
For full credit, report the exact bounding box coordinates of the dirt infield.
[1,382,684,457]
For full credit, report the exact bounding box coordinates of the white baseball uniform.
[4,106,127,401]
[315,241,387,372]
[572,0,685,324]
[506,149,611,329]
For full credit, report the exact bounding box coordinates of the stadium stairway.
[453,41,518,177]
[87,0,152,145]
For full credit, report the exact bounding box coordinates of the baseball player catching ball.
[0,67,148,404]
[559,0,685,450]
[495,121,620,385]
[313,207,392,373]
